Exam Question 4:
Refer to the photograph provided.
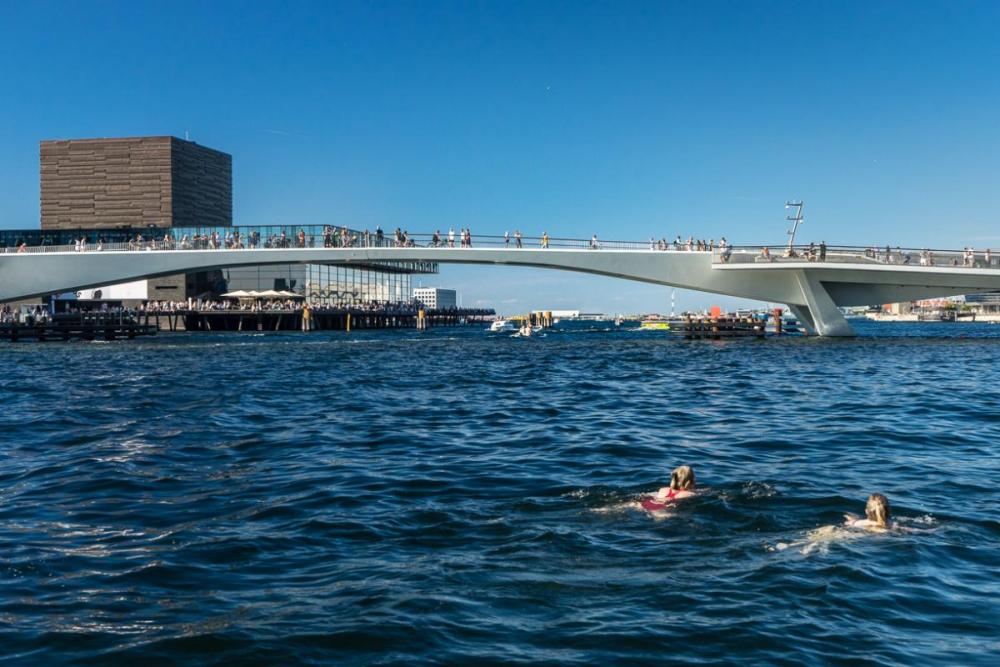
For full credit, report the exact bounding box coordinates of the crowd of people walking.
[648,236,729,253]
[5,228,996,273]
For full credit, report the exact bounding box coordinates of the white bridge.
[2,235,1000,336]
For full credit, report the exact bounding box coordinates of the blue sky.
[1,1,999,313]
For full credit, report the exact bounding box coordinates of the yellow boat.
[640,320,671,331]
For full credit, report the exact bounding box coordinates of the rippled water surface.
[1,321,998,665]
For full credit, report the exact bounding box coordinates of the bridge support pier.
[790,271,855,337]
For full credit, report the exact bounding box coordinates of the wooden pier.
[678,315,767,339]
[0,312,157,341]
[143,307,495,332]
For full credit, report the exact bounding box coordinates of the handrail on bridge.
[712,244,998,269]
[3,228,651,254]
[3,226,998,270]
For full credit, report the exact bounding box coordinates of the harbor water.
[1,321,997,665]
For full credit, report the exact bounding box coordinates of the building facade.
[413,287,457,310]
[225,263,428,305]
[40,136,232,229]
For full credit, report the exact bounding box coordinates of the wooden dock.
[0,312,157,341]
[143,307,495,332]
[678,315,767,339]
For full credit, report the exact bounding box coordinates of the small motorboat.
[487,318,517,333]
[639,319,671,331]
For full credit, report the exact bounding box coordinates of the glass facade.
[223,264,416,306]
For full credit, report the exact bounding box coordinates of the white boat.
[487,318,517,333]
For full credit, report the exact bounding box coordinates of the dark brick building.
[39,136,232,298]
[40,136,231,229]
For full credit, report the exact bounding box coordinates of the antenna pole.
[785,201,804,255]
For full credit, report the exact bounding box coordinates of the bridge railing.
[1,227,654,253]
[4,228,999,271]
[712,245,1000,269]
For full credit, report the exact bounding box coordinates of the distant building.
[413,287,457,310]
[40,136,232,229]
[40,136,232,299]
[226,263,430,305]
[547,310,605,320]
[963,291,1000,314]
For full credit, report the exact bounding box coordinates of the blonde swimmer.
[642,465,696,511]
[845,493,892,530]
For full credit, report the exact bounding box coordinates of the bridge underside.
[3,248,1000,336]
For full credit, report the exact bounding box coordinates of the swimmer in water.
[641,465,696,510]
[774,493,897,554]
[845,493,892,530]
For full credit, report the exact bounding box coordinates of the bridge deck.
[3,231,1000,336]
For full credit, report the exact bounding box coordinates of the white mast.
[785,201,804,255]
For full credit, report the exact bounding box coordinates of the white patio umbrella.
[220,290,252,298]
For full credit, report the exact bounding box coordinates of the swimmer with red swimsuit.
[642,465,696,511]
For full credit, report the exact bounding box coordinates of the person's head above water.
[670,465,696,491]
[865,493,891,527]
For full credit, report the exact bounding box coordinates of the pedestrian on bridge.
[515,230,522,248]
[504,231,510,247]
